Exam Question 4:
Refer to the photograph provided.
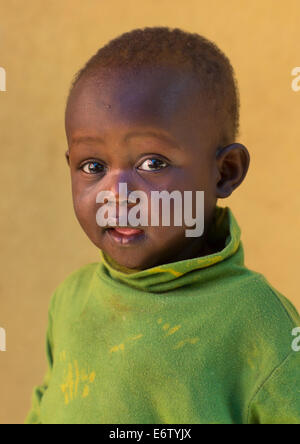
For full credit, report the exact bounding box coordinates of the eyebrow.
[70,136,105,147]
[70,131,181,150]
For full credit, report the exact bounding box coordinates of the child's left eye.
[137,158,168,172]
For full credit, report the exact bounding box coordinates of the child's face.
[65,67,222,270]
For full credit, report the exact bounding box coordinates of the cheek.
[184,160,216,210]
[71,181,98,225]
[141,175,207,230]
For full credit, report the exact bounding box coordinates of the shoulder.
[223,267,300,363]
[48,262,100,317]
[237,270,299,329]
[220,263,299,329]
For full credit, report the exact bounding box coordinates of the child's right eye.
[81,161,106,174]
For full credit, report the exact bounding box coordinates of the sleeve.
[248,351,300,424]
[24,294,55,424]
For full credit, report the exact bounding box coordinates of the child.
[25,27,300,424]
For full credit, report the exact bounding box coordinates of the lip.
[106,227,145,246]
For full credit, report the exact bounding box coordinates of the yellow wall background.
[0,0,299,424]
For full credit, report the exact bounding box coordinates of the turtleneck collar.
[97,206,244,293]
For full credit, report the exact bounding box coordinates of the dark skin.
[65,67,250,270]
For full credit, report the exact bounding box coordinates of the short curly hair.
[66,26,240,147]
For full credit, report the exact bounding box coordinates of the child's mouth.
[106,227,145,245]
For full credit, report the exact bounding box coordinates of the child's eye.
[137,158,169,172]
[81,161,106,174]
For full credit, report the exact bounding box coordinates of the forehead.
[65,66,218,149]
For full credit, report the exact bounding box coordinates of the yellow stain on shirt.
[158,319,182,337]
[148,266,184,277]
[165,325,181,336]
[173,340,186,350]
[246,343,259,370]
[59,350,67,362]
[247,357,255,370]
[197,255,223,266]
[109,335,144,354]
[67,363,74,401]
[74,360,80,397]
[89,371,96,383]
[82,385,89,398]
[60,363,74,405]
[60,360,96,405]
[130,334,143,341]
[80,368,89,382]
[110,343,125,353]
[233,239,240,252]
[189,337,199,344]
[173,337,199,349]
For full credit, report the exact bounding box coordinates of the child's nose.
[101,169,135,203]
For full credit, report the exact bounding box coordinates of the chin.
[114,252,153,271]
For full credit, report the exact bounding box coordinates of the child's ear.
[65,150,70,166]
[216,143,250,198]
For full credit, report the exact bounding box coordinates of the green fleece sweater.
[25,206,300,424]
